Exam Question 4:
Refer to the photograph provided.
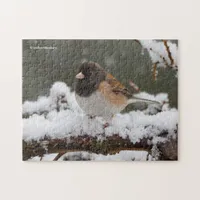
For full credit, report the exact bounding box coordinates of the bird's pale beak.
[75,72,85,79]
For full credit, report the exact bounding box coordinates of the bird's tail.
[128,95,161,105]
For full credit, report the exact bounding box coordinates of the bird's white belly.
[75,91,125,120]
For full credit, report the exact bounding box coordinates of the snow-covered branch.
[23,82,178,161]
[23,132,177,161]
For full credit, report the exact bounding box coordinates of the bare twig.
[53,152,67,161]
[152,62,159,81]
[163,40,174,66]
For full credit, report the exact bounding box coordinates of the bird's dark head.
[75,61,106,97]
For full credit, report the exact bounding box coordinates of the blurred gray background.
[23,40,178,108]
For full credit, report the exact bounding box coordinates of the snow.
[49,82,82,113]
[58,151,152,161]
[28,153,58,161]
[105,109,177,144]
[42,153,58,161]
[23,96,51,115]
[23,82,178,146]
[28,156,41,161]
[91,150,151,161]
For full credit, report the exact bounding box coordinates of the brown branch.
[152,62,159,81]
[163,40,174,66]
[53,152,67,161]
[23,130,178,161]
[135,39,142,46]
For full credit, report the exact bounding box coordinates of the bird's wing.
[105,73,132,98]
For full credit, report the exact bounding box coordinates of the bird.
[75,61,160,121]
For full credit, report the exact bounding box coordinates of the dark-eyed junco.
[75,61,160,120]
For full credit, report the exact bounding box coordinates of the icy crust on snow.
[23,82,178,144]
[28,151,152,161]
